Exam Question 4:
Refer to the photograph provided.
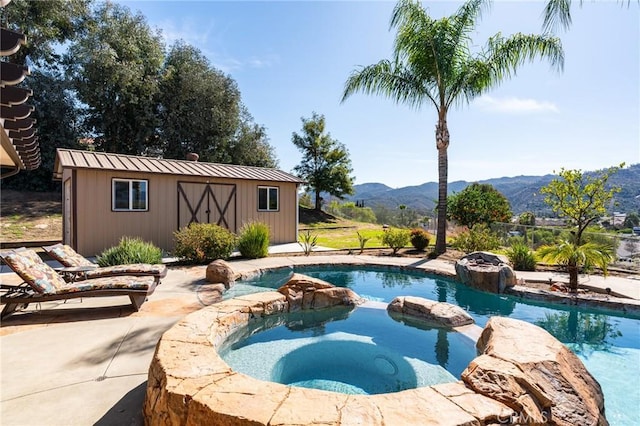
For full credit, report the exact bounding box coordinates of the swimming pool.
[230,265,640,425]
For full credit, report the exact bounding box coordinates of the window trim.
[112,178,149,212]
[257,185,279,212]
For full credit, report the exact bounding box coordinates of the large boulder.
[277,273,364,311]
[205,259,240,287]
[387,296,474,327]
[455,251,516,293]
[461,317,607,426]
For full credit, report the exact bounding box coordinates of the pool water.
[229,265,640,425]
[219,303,478,395]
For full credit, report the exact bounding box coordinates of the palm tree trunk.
[435,114,450,255]
[568,264,579,292]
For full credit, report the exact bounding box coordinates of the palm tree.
[341,0,564,254]
[537,241,614,292]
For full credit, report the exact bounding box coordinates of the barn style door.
[177,182,237,232]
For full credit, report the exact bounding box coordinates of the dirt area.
[1,190,62,242]
[298,206,340,226]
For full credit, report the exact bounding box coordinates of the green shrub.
[97,236,163,267]
[410,228,431,251]
[237,221,270,259]
[173,223,237,263]
[451,224,501,253]
[530,228,566,249]
[381,228,410,255]
[506,242,537,271]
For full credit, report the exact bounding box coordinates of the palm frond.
[450,59,492,107]
[390,0,429,32]
[343,0,566,119]
[542,0,573,33]
[484,32,564,85]
[341,60,437,110]
[391,1,480,108]
[451,0,490,45]
[537,240,614,274]
[391,0,441,85]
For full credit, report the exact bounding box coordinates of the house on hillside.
[54,149,304,256]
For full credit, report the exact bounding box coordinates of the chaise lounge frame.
[1,282,155,319]
[0,248,157,319]
[42,243,167,284]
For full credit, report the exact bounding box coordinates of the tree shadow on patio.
[94,381,146,426]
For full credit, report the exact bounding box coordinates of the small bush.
[173,223,237,263]
[237,221,270,259]
[506,242,537,271]
[97,236,163,267]
[356,231,371,254]
[451,224,501,253]
[410,228,431,251]
[381,228,410,255]
[298,230,318,256]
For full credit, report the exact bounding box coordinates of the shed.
[54,149,304,256]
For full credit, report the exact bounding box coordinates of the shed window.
[112,179,148,211]
[258,186,279,211]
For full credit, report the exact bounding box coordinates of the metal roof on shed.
[53,149,304,183]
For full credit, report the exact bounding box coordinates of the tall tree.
[227,107,279,168]
[157,42,239,162]
[342,0,563,254]
[538,165,622,291]
[156,43,278,167]
[447,183,512,228]
[292,113,354,211]
[66,2,164,155]
[0,0,91,67]
[541,165,623,245]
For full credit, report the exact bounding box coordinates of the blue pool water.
[220,303,478,394]
[226,265,640,424]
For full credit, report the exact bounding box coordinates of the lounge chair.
[42,243,167,284]
[0,248,157,319]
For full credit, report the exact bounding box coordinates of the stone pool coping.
[143,291,515,425]
[144,281,607,425]
[507,285,640,315]
[228,255,640,316]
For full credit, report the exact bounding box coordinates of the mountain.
[346,164,640,215]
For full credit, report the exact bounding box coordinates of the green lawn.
[312,227,387,250]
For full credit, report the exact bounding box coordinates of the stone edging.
[142,260,613,424]
[234,259,639,316]
[143,285,607,424]
[507,285,640,315]
[143,291,515,425]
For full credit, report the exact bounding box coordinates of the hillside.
[345,164,640,215]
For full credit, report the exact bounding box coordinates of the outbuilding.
[54,148,304,256]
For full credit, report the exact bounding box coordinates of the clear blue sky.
[120,0,639,188]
